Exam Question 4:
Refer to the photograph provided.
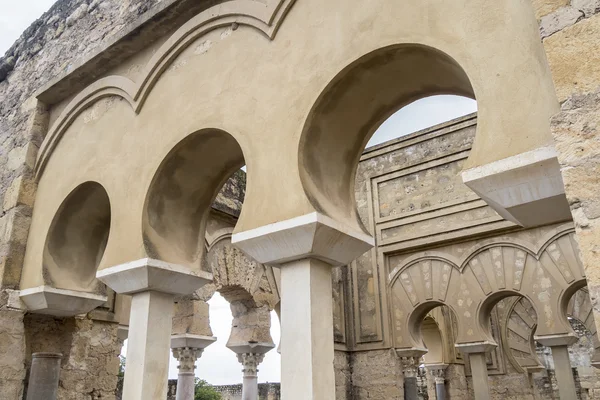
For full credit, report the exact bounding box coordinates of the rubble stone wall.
[23,314,121,400]
[542,0,600,342]
[350,349,403,400]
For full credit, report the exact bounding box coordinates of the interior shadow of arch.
[298,43,476,234]
[43,181,111,293]
[142,128,246,269]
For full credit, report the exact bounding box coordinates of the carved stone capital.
[430,367,446,384]
[401,356,420,378]
[237,353,266,377]
[172,347,204,374]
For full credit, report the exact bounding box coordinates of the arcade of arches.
[2,0,600,399]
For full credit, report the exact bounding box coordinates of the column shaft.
[242,374,259,400]
[280,258,334,400]
[469,353,491,400]
[176,372,196,400]
[123,291,174,400]
[435,382,446,400]
[26,353,62,400]
[404,376,418,400]
[550,345,577,400]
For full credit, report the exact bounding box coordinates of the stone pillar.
[228,343,274,400]
[426,364,448,400]
[232,213,374,400]
[172,347,202,400]
[537,334,578,400]
[171,334,217,400]
[401,356,419,400]
[282,258,336,399]
[456,342,496,400]
[25,353,62,400]
[97,259,213,400]
[469,353,490,400]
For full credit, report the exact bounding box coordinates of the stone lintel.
[455,341,497,354]
[232,212,374,266]
[534,333,578,347]
[462,146,572,228]
[227,342,276,356]
[96,258,213,295]
[19,286,107,317]
[171,334,217,350]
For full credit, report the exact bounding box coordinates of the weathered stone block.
[540,6,584,38]
[2,175,36,212]
[532,0,570,19]
[572,0,600,17]
[544,13,600,102]
[0,309,26,400]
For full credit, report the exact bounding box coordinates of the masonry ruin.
[1,0,600,399]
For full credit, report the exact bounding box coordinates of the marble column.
[26,353,62,400]
[401,356,419,400]
[97,259,213,400]
[172,348,202,400]
[228,343,274,400]
[537,334,578,400]
[426,364,448,400]
[456,342,496,400]
[232,212,374,400]
[171,335,217,400]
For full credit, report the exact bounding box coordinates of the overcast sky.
[0,0,57,55]
[3,0,477,386]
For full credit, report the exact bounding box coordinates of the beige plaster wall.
[21,0,563,291]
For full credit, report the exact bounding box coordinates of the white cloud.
[0,0,57,55]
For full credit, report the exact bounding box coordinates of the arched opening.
[407,304,462,400]
[421,315,446,365]
[143,128,246,268]
[43,181,111,293]
[504,296,543,374]
[478,290,539,344]
[299,44,475,233]
[166,292,281,385]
